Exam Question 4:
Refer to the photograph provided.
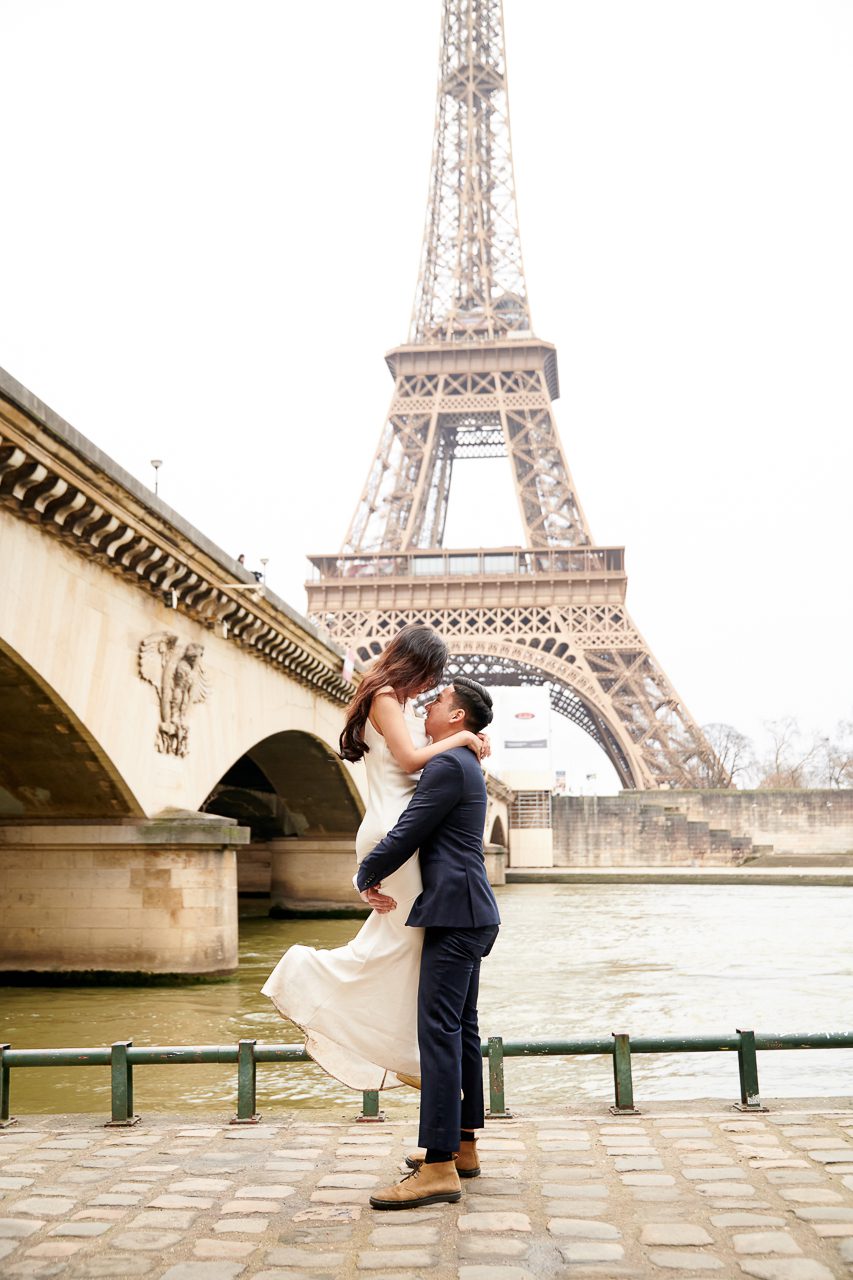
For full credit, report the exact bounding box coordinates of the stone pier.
[269,835,363,915]
[0,814,249,979]
[268,835,509,915]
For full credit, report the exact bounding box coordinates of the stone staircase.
[551,795,770,867]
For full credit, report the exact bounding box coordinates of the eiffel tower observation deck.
[307,0,720,791]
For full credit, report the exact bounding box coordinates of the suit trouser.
[416,924,500,1152]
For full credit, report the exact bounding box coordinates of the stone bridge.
[0,368,509,978]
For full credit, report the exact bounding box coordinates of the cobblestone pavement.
[1,1102,853,1279]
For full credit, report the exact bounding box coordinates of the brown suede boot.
[405,1139,480,1179]
[455,1139,480,1178]
[370,1160,461,1210]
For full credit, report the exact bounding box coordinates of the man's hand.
[358,883,397,913]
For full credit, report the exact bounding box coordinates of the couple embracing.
[262,624,500,1209]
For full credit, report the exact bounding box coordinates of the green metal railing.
[1,1031,851,1128]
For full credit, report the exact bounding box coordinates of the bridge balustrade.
[308,547,625,580]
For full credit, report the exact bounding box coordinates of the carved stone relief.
[138,632,209,757]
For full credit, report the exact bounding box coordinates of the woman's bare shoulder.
[369,686,401,734]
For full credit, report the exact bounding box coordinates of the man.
[356,676,500,1210]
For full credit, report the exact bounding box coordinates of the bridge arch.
[352,629,647,788]
[201,728,363,839]
[200,727,364,911]
[488,814,507,848]
[443,640,647,789]
[0,638,140,819]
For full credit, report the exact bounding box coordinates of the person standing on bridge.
[261,624,487,1091]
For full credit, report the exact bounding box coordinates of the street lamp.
[150,459,163,495]
[259,557,269,585]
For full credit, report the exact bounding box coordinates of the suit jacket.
[356,746,501,929]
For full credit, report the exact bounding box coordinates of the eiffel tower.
[307,0,720,790]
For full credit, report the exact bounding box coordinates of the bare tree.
[811,720,853,789]
[754,717,820,789]
[701,716,852,790]
[701,723,754,787]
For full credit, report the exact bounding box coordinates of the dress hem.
[262,987,409,1092]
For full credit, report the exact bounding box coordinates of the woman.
[261,624,485,1090]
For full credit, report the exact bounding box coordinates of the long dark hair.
[339,625,448,763]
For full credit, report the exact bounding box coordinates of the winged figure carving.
[138,632,210,756]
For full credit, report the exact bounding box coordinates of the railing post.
[0,1044,15,1128]
[106,1041,140,1127]
[356,1090,385,1123]
[232,1039,260,1124]
[486,1035,512,1118]
[734,1029,769,1112]
[610,1033,640,1115]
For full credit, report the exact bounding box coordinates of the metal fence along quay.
[1,1031,852,1130]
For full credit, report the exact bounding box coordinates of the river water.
[2,884,851,1116]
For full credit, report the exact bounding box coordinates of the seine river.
[2,884,851,1117]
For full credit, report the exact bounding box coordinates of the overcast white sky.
[1,1,851,790]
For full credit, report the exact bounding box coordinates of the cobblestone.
[0,1220,45,1238]
[457,1268,536,1280]
[1,1104,853,1277]
[640,1223,713,1245]
[557,1239,625,1261]
[779,1188,844,1204]
[149,1195,216,1209]
[547,1217,621,1238]
[265,1245,347,1267]
[13,1198,76,1217]
[160,1265,246,1280]
[111,1229,185,1250]
[737,1261,838,1279]
[24,1241,86,1257]
[457,1212,531,1233]
[542,1197,612,1215]
[214,1220,269,1234]
[648,1249,725,1269]
[732,1231,803,1254]
[698,1182,759,1197]
[47,1222,112,1237]
[128,1210,200,1229]
[712,1215,788,1227]
[369,1225,440,1245]
[355,1247,437,1268]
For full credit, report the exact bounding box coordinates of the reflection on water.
[2,884,852,1115]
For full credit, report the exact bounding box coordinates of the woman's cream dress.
[261,704,425,1089]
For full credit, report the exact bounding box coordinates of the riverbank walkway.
[1,1100,852,1279]
[505,868,853,887]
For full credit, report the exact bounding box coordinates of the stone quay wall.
[639,789,853,855]
[552,790,853,867]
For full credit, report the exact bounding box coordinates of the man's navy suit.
[357,746,500,1152]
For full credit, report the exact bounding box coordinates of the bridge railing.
[308,546,626,580]
[1,1031,852,1129]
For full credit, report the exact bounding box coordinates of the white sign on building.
[486,685,552,790]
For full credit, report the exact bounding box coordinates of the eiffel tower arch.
[307,0,722,791]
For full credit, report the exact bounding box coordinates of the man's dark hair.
[450,677,493,733]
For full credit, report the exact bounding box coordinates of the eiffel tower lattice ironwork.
[307,0,721,789]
